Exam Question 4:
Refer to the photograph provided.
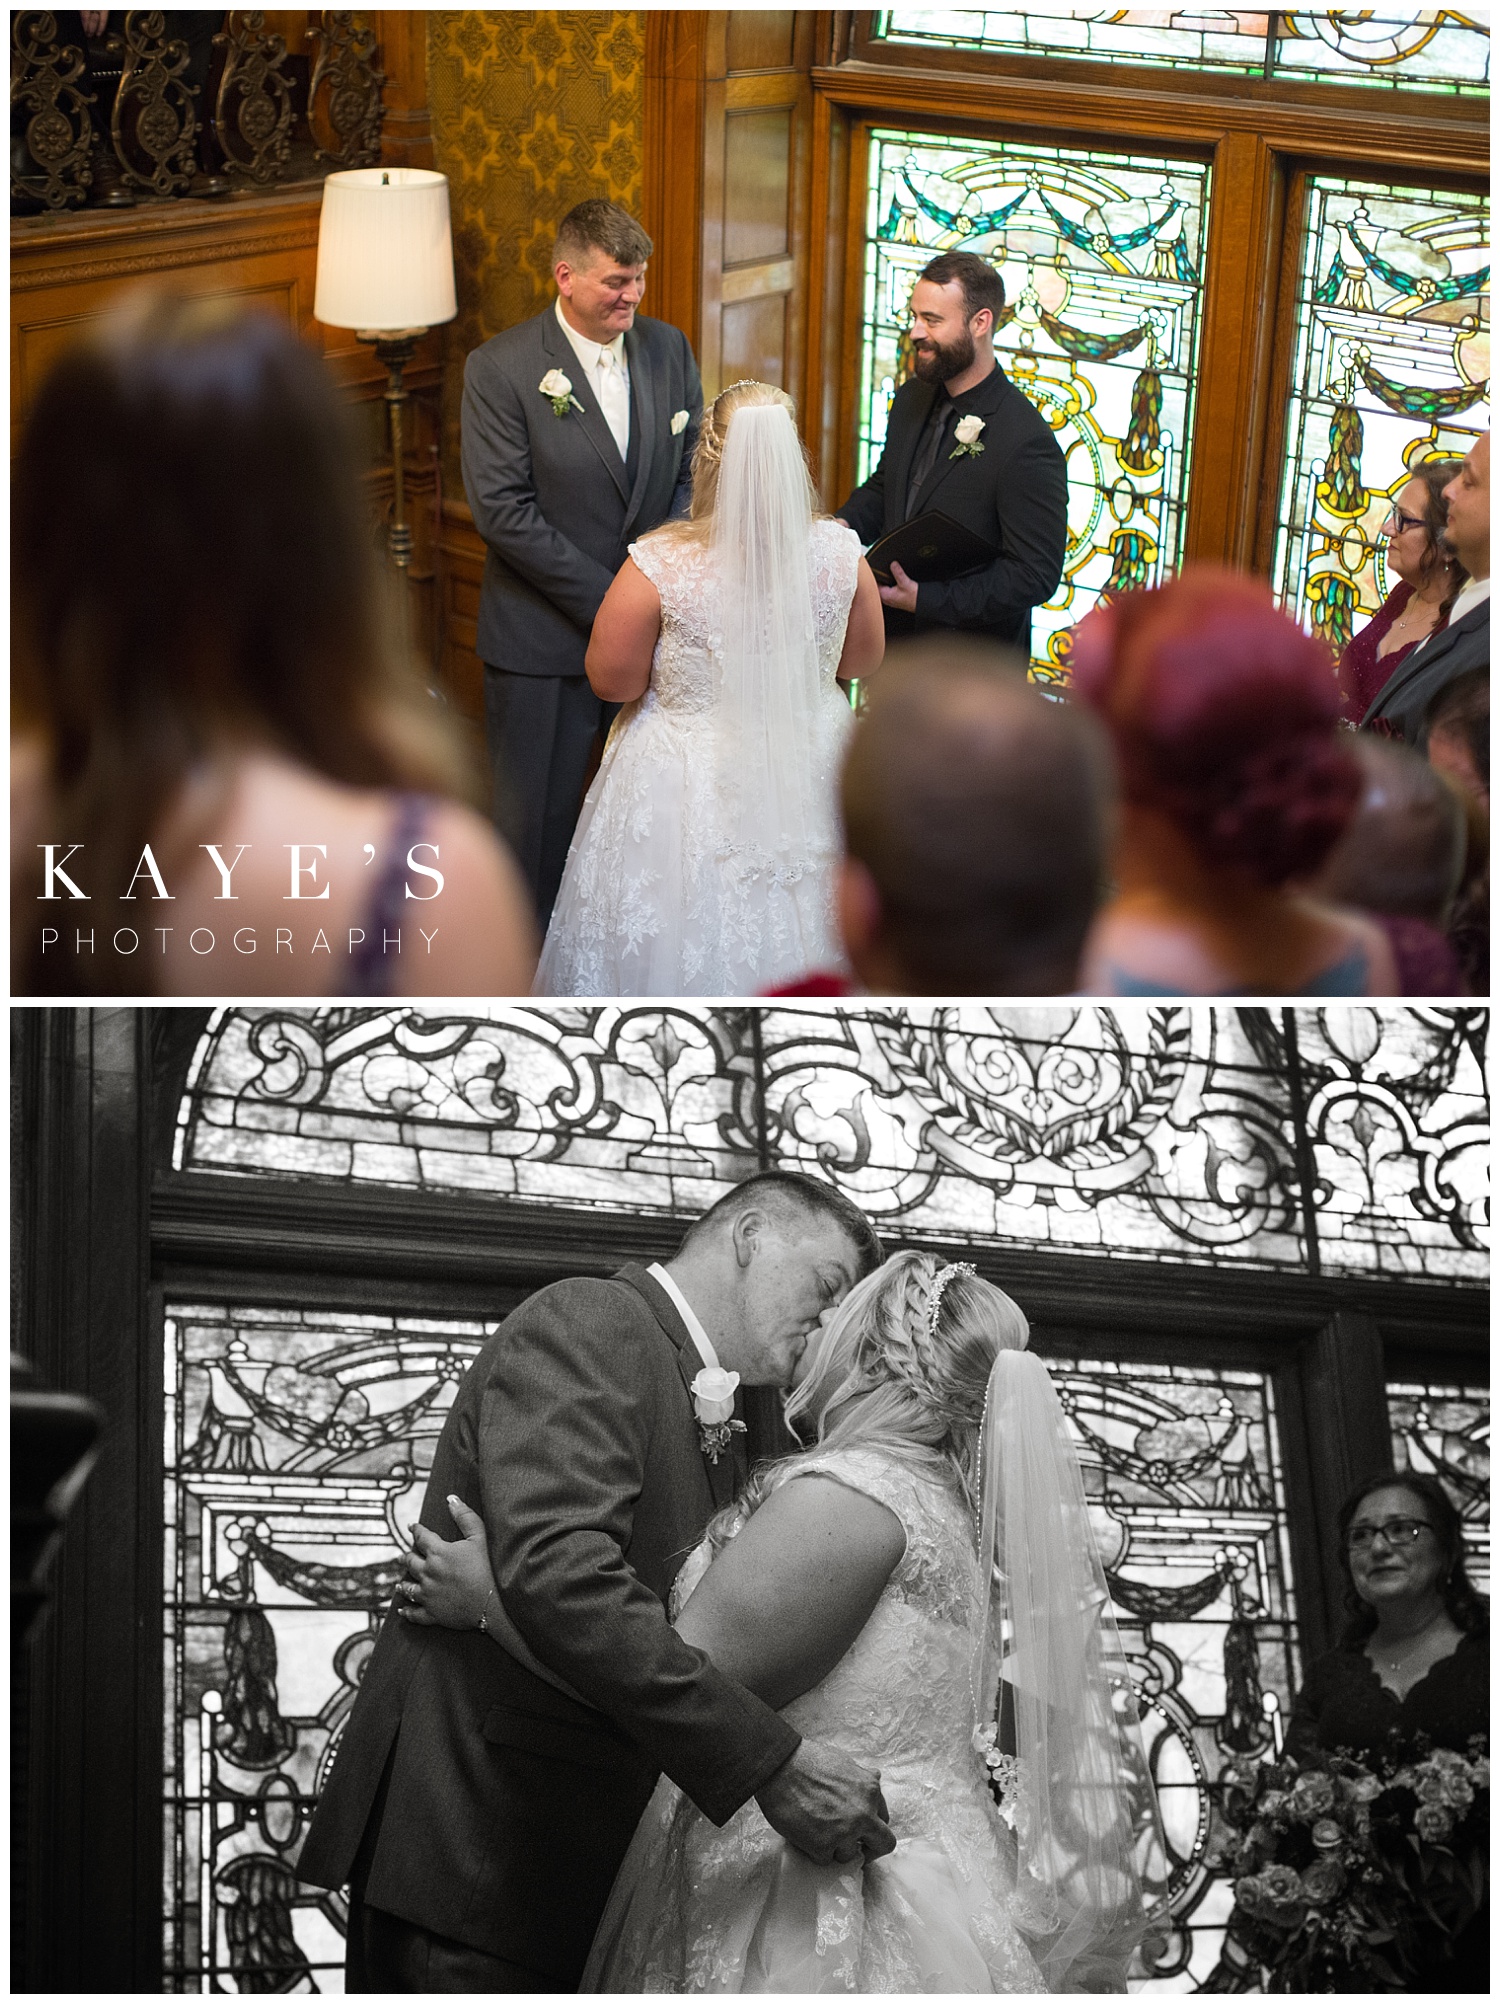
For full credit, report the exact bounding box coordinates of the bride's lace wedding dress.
[581,1444,1045,1992]
[535,519,859,997]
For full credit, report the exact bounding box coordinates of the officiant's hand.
[755,1737,896,1866]
[877,561,919,614]
[398,1494,496,1629]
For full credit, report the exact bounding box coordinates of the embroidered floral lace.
[583,1445,1044,1992]
[535,519,859,997]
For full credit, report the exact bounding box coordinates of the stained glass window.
[1053,1358,1299,1991]
[1387,1377,1490,1592]
[176,1006,1490,1284]
[163,1303,496,1992]
[857,129,1210,685]
[1269,174,1488,656]
[872,9,1491,96]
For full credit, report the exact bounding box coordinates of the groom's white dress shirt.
[555,297,632,460]
[647,1262,721,1373]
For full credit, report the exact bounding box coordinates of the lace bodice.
[679,1447,988,1785]
[629,518,861,717]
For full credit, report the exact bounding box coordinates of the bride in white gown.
[406,1253,1167,1993]
[534,380,884,996]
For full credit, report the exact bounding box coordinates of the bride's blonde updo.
[785,1250,1029,1504]
[697,1253,1027,1564]
[651,380,817,539]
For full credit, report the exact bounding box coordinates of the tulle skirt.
[535,702,848,998]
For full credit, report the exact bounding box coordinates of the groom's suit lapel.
[539,310,630,505]
[617,1265,736,1511]
[621,325,658,540]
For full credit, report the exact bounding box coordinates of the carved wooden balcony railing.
[10,9,385,214]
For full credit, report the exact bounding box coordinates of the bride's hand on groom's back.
[397,1496,496,1629]
[754,1738,896,1866]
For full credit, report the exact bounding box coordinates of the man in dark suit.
[1363,431,1489,747]
[461,199,703,928]
[838,251,1068,656]
[297,1172,891,1992]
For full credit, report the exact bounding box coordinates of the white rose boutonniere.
[950,414,986,459]
[691,1366,746,1464]
[539,369,585,418]
[671,409,690,435]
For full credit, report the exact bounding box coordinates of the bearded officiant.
[461,200,703,928]
[839,252,1067,655]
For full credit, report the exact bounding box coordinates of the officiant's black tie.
[904,395,954,521]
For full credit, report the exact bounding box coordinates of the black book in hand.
[863,511,999,586]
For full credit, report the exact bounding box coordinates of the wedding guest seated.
[1339,460,1465,726]
[1073,569,1397,995]
[1427,668,1490,995]
[12,291,536,998]
[1287,1472,1488,1992]
[773,639,1113,994]
[1309,738,1466,995]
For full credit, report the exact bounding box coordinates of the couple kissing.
[298,1171,1162,1993]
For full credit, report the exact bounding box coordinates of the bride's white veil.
[974,1348,1173,1992]
[709,394,830,865]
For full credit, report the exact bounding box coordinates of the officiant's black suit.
[297,1265,799,1989]
[839,362,1068,653]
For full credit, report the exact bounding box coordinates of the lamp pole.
[364,329,422,573]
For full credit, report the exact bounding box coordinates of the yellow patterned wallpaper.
[428,10,645,492]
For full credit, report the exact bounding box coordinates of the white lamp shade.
[314,167,457,332]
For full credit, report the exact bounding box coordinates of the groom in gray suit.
[461,199,703,927]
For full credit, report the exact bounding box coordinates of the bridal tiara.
[925,1260,977,1339]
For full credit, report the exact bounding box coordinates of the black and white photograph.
[13,1003,1489,1993]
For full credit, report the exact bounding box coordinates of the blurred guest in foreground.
[1339,460,1464,726]
[1309,737,1466,994]
[1287,1472,1488,1992]
[12,292,536,997]
[772,639,1113,994]
[1073,569,1395,995]
[1362,432,1489,746]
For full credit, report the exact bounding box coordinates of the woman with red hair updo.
[1072,569,1397,995]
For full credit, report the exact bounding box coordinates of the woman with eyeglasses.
[1287,1471,1488,1989]
[1338,461,1467,728]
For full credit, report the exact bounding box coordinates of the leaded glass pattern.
[1053,1359,1300,1991]
[1269,175,1488,657]
[872,9,1491,95]
[175,1006,1489,1284]
[162,1303,497,1993]
[858,130,1210,684]
[1387,1377,1490,1592]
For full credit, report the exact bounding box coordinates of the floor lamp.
[313,166,457,577]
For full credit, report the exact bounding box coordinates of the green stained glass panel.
[859,130,1209,684]
[1269,176,1488,661]
[1276,11,1489,92]
[872,8,1489,94]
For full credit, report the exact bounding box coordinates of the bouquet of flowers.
[1216,1737,1488,1991]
